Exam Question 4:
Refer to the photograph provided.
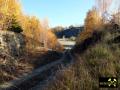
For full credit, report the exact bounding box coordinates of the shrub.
[8,17,23,33]
[76,8,102,44]
[84,44,117,77]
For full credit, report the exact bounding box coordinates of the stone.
[0,31,25,58]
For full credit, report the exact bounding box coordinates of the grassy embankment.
[44,28,120,90]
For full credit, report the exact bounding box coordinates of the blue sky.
[21,0,95,27]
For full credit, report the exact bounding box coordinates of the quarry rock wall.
[0,31,25,58]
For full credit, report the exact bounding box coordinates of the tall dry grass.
[44,29,120,90]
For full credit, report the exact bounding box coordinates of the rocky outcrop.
[0,31,25,58]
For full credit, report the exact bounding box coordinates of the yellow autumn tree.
[85,8,101,31]
[0,0,22,30]
[40,18,63,51]
[21,16,43,50]
[46,29,63,51]
[76,8,101,44]
[0,0,21,16]
[0,0,62,51]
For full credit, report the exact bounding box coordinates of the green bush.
[10,23,23,33]
[8,16,23,33]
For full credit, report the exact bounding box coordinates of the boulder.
[0,31,25,58]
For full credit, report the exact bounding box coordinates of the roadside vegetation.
[44,28,120,90]
[0,0,120,89]
[44,0,120,90]
[0,0,63,84]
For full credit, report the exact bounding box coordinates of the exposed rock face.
[0,31,25,58]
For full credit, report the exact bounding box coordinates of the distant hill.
[52,26,84,38]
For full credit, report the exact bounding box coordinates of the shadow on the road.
[26,50,63,69]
